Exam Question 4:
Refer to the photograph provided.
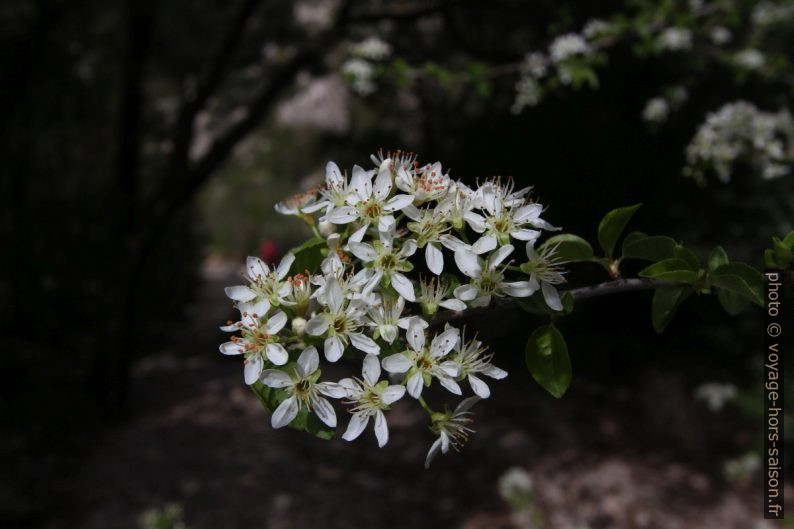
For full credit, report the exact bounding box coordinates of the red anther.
[226,320,233,325]
[242,312,248,317]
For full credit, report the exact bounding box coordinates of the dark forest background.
[1,1,791,528]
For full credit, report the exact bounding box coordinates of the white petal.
[297,346,320,375]
[348,223,369,243]
[225,285,256,302]
[471,236,497,255]
[456,396,481,413]
[271,396,299,428]
[425,437,443,468]
[488,244,514,269]
[381,385,406,405]
[406,372,424,398]
[398,315,428,330]
[326,161,344,188]
[342,412,369,442]
[265,310,288,334]
[402,204,422,221]
[513,203,542,222]
[453,284,478,301]
[244,355,263,385]
[380,324,398,344]
[437,375,462,395]
[398,238,418,258]
[350,332,380,355]
[324,335,344,362]
[260,369,292,388]
[482,364,508,380]
[542,281,564,311]
[361,354,381,385]
[311,396,337,427]
[383,194,415,212]
[324,206,359,224]
[373,164,393,199]
[510,229,541,242]
[391,272,415,301]
[246,256,269,280]
[406,321,426,351]
[431,327,459,358]
[439,298,467,311]
[468,374,491,398]
[501,281,536,298]
[382,353,412,373]
[374,410,389,447]
[438,234,467,252]
[305,315,329,336]
[317,382,348,399]
[266,343,289,366]
[219,341,243,355]
[326,276,344,312]
[349,242,378,262]
[378,214,396,233]
[350,165,373,200]
[454,250,482,278]
[463,211,487,233]
[275,253,295,280]
[425,244,444,275]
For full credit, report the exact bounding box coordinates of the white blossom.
[224,254,295,307]
[657,27,692,51]
[425,396,479,468]
[549,33,591,63]
[382,322,461,398]
[260,346,347,428]
[454,245,538,307]
[339,355,406,446]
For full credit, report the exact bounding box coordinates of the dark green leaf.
[651,287,691,333]
[598,203,642,258]
[673,245,700,270]
[707,246,729,272]
[622,233,677,261]
[784,231,794,248]
[716,288,751,316]
[639,258,698,283]
[541,233,594,262]
[524,325,572,398]
[711,263,763,306]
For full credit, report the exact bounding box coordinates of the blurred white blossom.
[694,381,738,411]
[549,33,591,63]
[642,97,670,123]
[685,101,794,183]
[734,49,766,71]
[657,27,693,51]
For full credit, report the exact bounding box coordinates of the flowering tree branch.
[429,278,681,327]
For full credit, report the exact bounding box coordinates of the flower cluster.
[220,152,564,466]
[684,101,794,183]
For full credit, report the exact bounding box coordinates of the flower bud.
[318,221,336,237]
[291,317,307,336]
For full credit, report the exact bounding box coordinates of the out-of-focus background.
[1,0,792,528]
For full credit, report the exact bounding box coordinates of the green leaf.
[716,288,751,316]
[639,258,699,283]
[764,248,779,268]
[598,203,642,258]
[651,286,691,333]
[784,231,794,248]
[621,231,647,249]
[622,233,677,261]
[289,237,326,276]
[541,233,594,262]
[524,325,572,398]
[673,245,700,270]
[711,263,764,306]
[707,246,729,272]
